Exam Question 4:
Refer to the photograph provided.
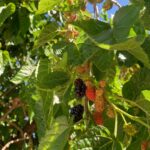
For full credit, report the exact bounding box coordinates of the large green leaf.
[122,68,150,100]
[38,116,70,150]
[0,3,16,27]
[18,8,30,35]
[97,37,150,68]
[37,71,70,89]
[142,0,150,30]
[92,50,114,72]
[71,126,113,150]
[65,43,82,66]
[36,59,70,89]
[74,19,149,68]
[73,19,110,36]
[113,5,141,42]
[34,23,58,49]
[135,90,150,115]
[127,46,150,68]
[11,64,35,84]
[33,90,53,139]
[36,0,62,15]
[142,36,150,61]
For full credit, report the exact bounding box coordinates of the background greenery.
[0,0,150,149]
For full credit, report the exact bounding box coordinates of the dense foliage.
[0,0,150,149]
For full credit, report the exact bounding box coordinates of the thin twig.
[0,104,23,122]
[93,3,99,19]
[5,120,24,138]
[0,85,17,99]
[112,0,121,8]
[2,136,29,150]
[84,97,89,127]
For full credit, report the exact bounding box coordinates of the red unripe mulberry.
[93,112,103,125]
[86,87,96,102]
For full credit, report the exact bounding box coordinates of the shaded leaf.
[122,68,150,99]
[37,71,70,89]
[92,50,114,72]
[33,90,53,139]
[36,59,70,89]
[73,19,110,36]
[113,5,141,42]
[34,23,58,49]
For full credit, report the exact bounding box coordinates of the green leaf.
[33,90,53,139]
[92,50,114,72]
[37,71,70,89]
[18,8,30,35]
[141,90,150,101]
[0,3,16,27]
[36,59,50,78]
[11,64,35,84]
[122,68,150,99]
[38,116,70,150]
[92,64,106,81]
[142,36,150,61]
[76,24,148,68]
[136,95,150,115]
[127,46,150,68]
[36,0,62,15]
[96,37,150,68]
[34,23,58,49]
[65,43,81,66]
[22,1,37,12]
[77,39,104,64]
[142,1,150,30]
[113,5,141,42]
[36,59,70,89]
[73,19,110,36]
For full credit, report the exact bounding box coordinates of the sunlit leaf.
[36,0,62,15]
[0,3,16,27]
[38,116,70,150]
[11,64,35,84]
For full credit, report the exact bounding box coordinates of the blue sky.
[87,0,129,17]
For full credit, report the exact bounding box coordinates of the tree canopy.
[0,0,150,149]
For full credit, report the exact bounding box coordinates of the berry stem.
[114,110,118,138]
[120,113,127,124]
[84,97,89,128]
[114,94,150,117]
[112,103,150,129]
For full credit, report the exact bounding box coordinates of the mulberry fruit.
[86,87,96,102]
[74,78,86,98]
[70,104,84,122]
[93,112,103,125]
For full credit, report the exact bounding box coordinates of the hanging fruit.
[74,78,86,98]
[106,105,115,118]
[93,112,103,125]
[123,123,137,136]
[103,0,113,11]
[70,104,84,122]
[94,88,105,113]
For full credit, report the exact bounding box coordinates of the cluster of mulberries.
[74,78,86,98]
[70,104,84,122]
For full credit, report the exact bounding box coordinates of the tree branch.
[112,0,121,8]
[6,120,24,138]
[2,136,29,150]
[0,104,23,122]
